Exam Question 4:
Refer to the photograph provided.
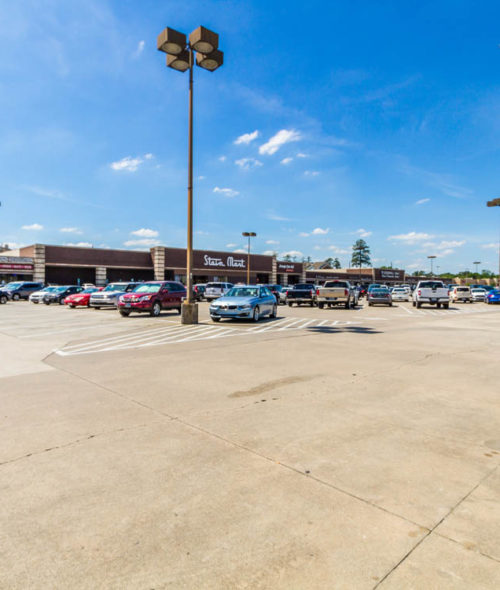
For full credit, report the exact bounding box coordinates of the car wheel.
[12,293,20,301]
[44,301,50,305]
[368,302,372,306]
[318,302,324,309]
[59,298,65,305]
[253,306,260,322]
[288,302,293,307]
[270,304,277,318]
[412,300,416,307]
[443,303,449,309]
[69,304,75,308]
[211,316,220,322]
[416,301,421,308]
[94,306,101,310]
[437,303,441,309]
[0,295,6,304]
[119,311,130,317]
[344,300,351,309]
[150,302,161,317]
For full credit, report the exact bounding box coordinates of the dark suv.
[43,285,84,305]
[0,281,44,301]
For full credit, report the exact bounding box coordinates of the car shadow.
[306,325,382,335]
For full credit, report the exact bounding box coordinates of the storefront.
[0,256,34,283]
[276,261,304,285]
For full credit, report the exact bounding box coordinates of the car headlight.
[139,295,152,302]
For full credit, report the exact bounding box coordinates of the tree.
[283,254,292,262]
[333,257,341,269]
[351,239,371,268]
[323,257,334,269]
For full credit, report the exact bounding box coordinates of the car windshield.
[53,286,69,292]
[103,284,127,292]
[82,288,97,293]
[43,286,59,292]
[133,284,161,294]
[419,282,444,289]
[4,282,23,289]
[393,288,405,292]
[372,289,389,295]
[294,284,313,289]
[324,282,348,288]
[206,283,222,289]
[226,287,259,298]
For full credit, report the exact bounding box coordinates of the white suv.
[449,286,472,303]
[204,282,233,301]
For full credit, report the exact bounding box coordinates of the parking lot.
[1,299,500,588]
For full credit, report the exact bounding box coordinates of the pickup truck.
[316,280,357,309]
[412,280,450,309]
[286,283,316,307]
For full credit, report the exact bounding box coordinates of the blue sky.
[0,0,499,273]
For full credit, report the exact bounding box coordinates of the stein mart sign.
[203,254,246,269]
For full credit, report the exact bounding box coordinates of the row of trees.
[283,239,373,268]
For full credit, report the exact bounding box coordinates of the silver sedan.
[209,286,277,322]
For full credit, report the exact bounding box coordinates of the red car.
[117,281,186,317]
[64,287,102,308]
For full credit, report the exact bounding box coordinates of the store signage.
[277,263,295,272]
[203,254,246,269]
[0,256,34,271]
[374,268,405,281]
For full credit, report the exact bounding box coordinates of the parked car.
[29,286,60,304]
[470,288,487,302]
[367,283,384,293]
[391,287,410,302]
[43,285,84,305]
[412,280,450,309]
[0,281,44,301]
[316,280,358,309]
[263,284,285,305]
[89,282,140,309]
[209,285,277,322]
[286,283,316,307]
[449,286,472,303]
[367,287,392,306]
[204,282,233,302]
[64,287,101,308]
[117,281,186,317]
[486,290,500,304]
[193,284,206,301]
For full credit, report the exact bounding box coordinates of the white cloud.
[481,243,498,249]
[304,170,320,177]
[296,152,307,158]
[59,227,82,234]
[226,243,237,248]
[415,198,430,205]
[355,228,372,238]
[299,232,310,237]
[280,157,293,165]
[439,248,455,256]
[21,223,43,230]
[329,245,349,254]
[259,129,301,156]
[110,154,153,172]
[281,250,303,258]
[197,175,206,180]
[263,250,277,256]
[313,245,321,250]
[218,155,227,162]
[388,232,434,244]
[312,227,329,235]
[233,249,247,254]
[133,40,145,57]
[234,130,259,145]
[213,187,239,198]
[266,213,292,221]
[436,240,465,249]
[131,228,159,238]
[64,242,92,248]
[235,157,263,170]
[266,240,279,245]
[123,238,161,247]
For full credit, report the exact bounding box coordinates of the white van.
[204,282,233,301]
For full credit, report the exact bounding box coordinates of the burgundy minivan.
[117,281,186,317]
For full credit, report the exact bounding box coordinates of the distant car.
[204,282,233,302]
[391,287,410,302]
[449,286,472,303]
[89,282,140,309]
[0,281,44,301]
[486,290,500,304]
[43,285,84,305]
[367,288,392,306]
[64,287,101,308]
[30,286,61,304]
[263,284,284,304]
[117,281,186,317]
[209,285,277,322]
[286,283,316,307]
[193,284,206,301]
[470,288,487,302]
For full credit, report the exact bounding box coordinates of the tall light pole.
[427,255,437,276]
[473,261,481,276]
[157,26,224,324]
[242,232,256,284]
[487,198,500,287]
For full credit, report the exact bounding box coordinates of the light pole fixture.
[157,25,224,324]
[486,198,500,287]
[242,232,256,284]
[427,255,437,276]
[473,261,481,275]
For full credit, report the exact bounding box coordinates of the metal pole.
[247,235,250,284]
[186,48,194,305]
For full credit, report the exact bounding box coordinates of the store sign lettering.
[203,255,246,269]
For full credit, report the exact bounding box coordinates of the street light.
[473,261,481,276]
[157,26,224,324]
[486,198,500,287]
[427,255,437,276]
[242,232,257,284]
